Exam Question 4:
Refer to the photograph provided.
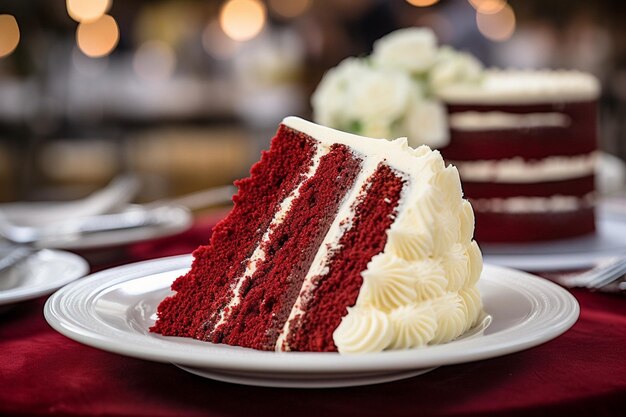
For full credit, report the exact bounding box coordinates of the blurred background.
[1,0,625,203]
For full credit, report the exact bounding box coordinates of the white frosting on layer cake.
[450,152,597,183]
[438,69,600,105]
[471,193,595,214]
[449,111,571,131]
[280,117,483,354]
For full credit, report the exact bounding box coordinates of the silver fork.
[554,256,626,291]
[0,175,140,227]
[0,245,33,275]
[0,205,186,245]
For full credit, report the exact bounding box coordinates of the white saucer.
[0,204,192,250]
[482,210,626,271]
[44,255,578,388]
[0,249,89,306]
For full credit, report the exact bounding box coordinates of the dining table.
[1,212,625,417]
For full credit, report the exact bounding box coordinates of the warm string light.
[219,0,267,42]
[406,0,440,7]
[66,0,111,22]
[68,0,119,58]
[476,3,516,41]
[0,14,20,58]
[469,0,507,14]
[76,14,119,57]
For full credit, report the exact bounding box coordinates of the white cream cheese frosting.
[471,193,595,214]
[449,111,571,131]
[449,152,598,184]
[438,69,600,105]
[279,117,483,354]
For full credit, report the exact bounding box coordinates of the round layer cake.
[438,70,600,243]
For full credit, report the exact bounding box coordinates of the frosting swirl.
[459,200,475,244]
[434,210,461,255]
[389,303,437,349]
[430,293,467,344]
[432,166,463,207]
[333,307,394,353]
[445,243,470,291]
[466,240,483,286]
[387,224,434,261]
[359,254,417,311]
[413,259,447,301]
[459,287,483,331]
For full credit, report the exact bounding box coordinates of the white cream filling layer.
[471,193,595,214]
[211,144,329,329]
[438,69,600,105]
[449,111,571,131]
[450,152,597,183]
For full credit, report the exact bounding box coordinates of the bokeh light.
[66,0,111,23]
[76,14,119,57]
[469,0,507,15]
[219,0,267,42]
[0,15,20,58]
[406,0,440,7]
[476,3,516,41]
[268,0,311,18]
[133,41,176,81]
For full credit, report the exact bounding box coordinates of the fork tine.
[589,259,626,289]
[0,246,33,274]
[0,211,38,244]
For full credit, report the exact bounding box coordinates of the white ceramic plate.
[44,255,579,388]
[0,204,192,250]
[482,210,626,271]
[0,249,89,306]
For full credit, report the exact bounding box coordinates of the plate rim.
[175,364,437,388]
[30,206,193,250]
[44,254,579,373]
[0,249,89,306]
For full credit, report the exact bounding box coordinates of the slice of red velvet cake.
[151,117,483,354]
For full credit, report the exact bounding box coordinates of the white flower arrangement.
[312,28,483,149]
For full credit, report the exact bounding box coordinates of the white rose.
[429,47,483,95]
[372,28,437,74]
[345,67,412,124]
[405,99,450,149]
[312,58,369,128]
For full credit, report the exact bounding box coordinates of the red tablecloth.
[1,218,626,417]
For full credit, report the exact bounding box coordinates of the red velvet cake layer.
[151,125,316,338]
[461,175,595,199]
[284,164,405,352]
[474,207,595,242]
[441,99,597,243]
[441,101,597,161]
[211,144,363,350]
